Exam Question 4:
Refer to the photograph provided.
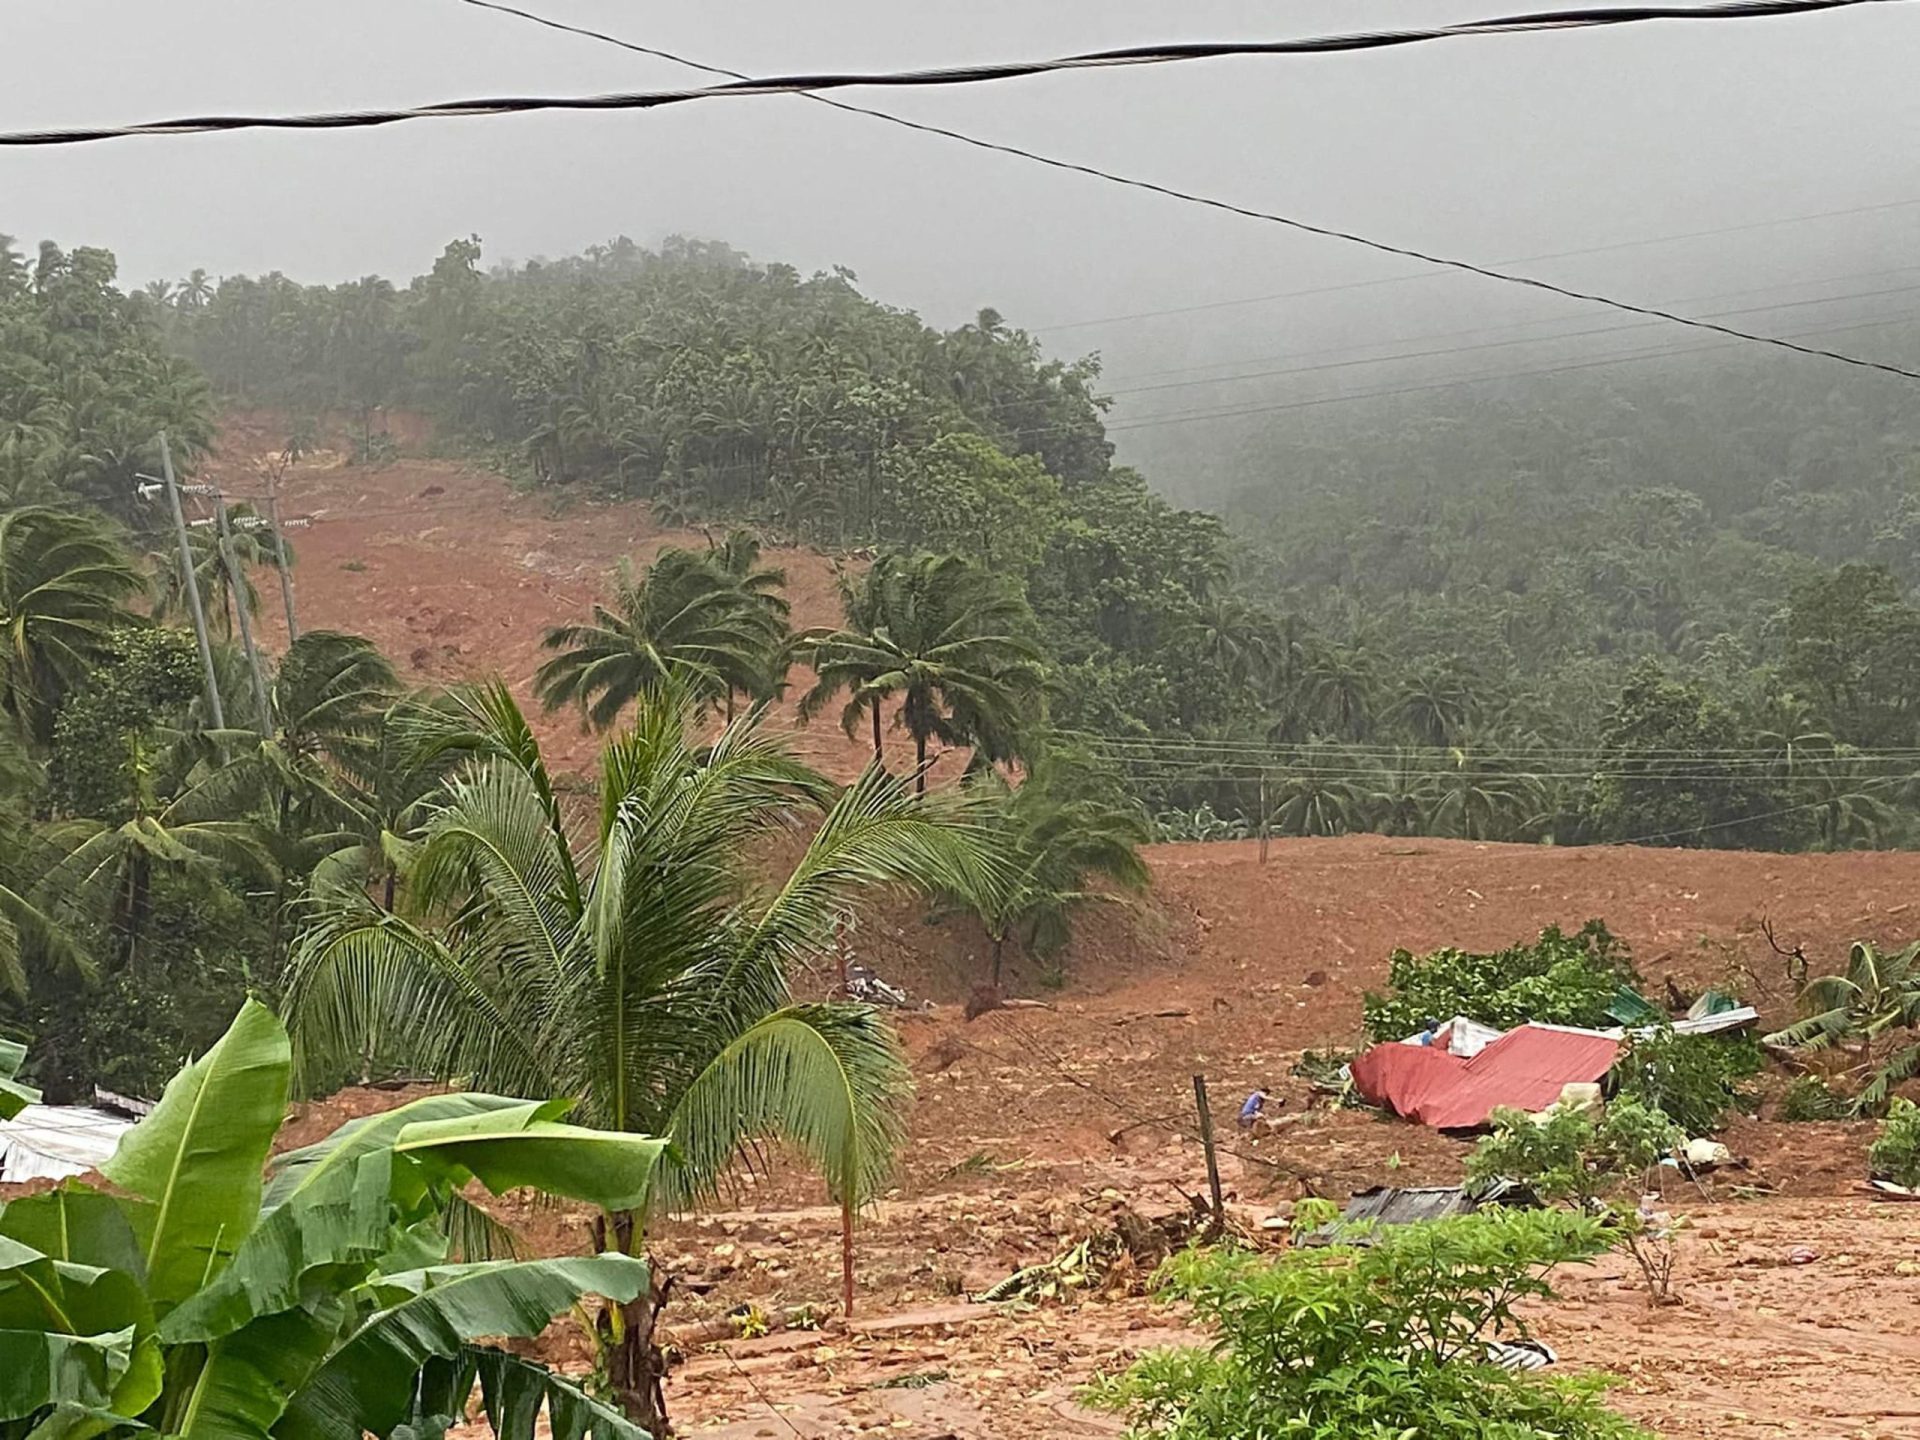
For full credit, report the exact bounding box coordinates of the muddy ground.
[229,418,1920,1436]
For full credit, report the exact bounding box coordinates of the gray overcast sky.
[6,0,1920,464]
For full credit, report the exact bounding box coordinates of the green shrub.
[1870,1097,1920,1187]
[1469,1097,1680,1209]
[1778,1075,1851,1122]
[1363,920,1637,1041]
[1468,1098,1687,1304]
[1611,1025,1761,1136]
[1084,1208,1648,1440]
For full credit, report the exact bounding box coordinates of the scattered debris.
[873,1370,951,1390]
[846,963,910,1008]
[1678,1137,1735,1171]
[975,1234,1120,1304]
[1486,1339,1557,1372]
[1862,1180,1920,1202]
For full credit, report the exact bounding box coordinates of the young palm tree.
[536,546,787,727]
[282,681,997,1432]
[41,729,275,966]
[800,551,1048,792]
[308,698,458,910]
[707,527,796,703]
[0,507,147,745]
[169,632,403,962]
[1766,939,1920,1110]
[962,750,1151,990]
[1267,752,1366,837]
[150,508,281,639]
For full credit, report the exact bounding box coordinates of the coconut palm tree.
[150,507,281,639]
[536,546,787,728]
[707,527,795,703]
[960,749,1150,990]
[1766,939,1920,1111]
[41,728,275,967]
[305,698,457,910]
[170,632,403,959]
[0,507,147,745]
[1267,753,1366,837]
[800,551,1048,793]
[176,267,215,310]
[1391,663,1477,747]
[282,681,998,1433]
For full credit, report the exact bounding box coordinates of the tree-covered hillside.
[25,227,1920,851]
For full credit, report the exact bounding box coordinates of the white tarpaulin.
[0,1104,133,1183]
[1400,1016,1507,1058]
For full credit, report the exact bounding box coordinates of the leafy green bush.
[1778,1074,1851,1122]
[1084,1208,1648,1440]
[1468,1098,1680,1209]
[1870,1097,1920,1187]
[1469,1099,1687,1303]
[1363,920,1637,1040]
[1611,1025,1761,1136]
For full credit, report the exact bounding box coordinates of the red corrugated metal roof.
[1351,1024,1620,1130]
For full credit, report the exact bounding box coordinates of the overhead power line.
[1037,199,1920,333]
[6,0,1903,151]
[464,0,1920,344]
[435,0,1920,389]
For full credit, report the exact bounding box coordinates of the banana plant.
[0,1038,37,1119]
[0,999,668,1440]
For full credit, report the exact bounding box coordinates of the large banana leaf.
[474,1349,647,1440]
[17,1400,147,1439]
[275,1253,650,1440]
[100,1000,290,1313]
[170,1095,664,1345]
[167,1298,346,1440]
[264,1095,559,1211]
[386,1349,647,1440]
[0,1329,134,1424]
[0,1037,39,1120]
[394,1114,669,1214]
[0,1187,148,1280]
[158,1151,391,1345]
[0,1237,161,1421]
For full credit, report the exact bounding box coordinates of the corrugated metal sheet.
[0,1105,133,1183]
[1352,1023,1621,1129]
[1303,1179,1535,1246]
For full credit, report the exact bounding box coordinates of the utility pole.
[154,433,224,730]
[215,491,272,732]
[1192,1073,1225,1238]
[260,458,299,640]
[1258,770,1271,865]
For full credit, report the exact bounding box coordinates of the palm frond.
[656,1003,909,1214]
[281,903,558,1100]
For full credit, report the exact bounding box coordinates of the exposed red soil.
[202,410,959,786]
[201,416,1920,1436]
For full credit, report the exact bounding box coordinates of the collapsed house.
[1350,1003,1759,1130]
[0,1089,147,1183]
